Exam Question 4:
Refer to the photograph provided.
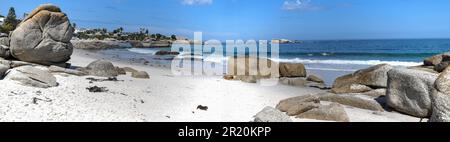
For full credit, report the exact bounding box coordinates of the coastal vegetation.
[0,7,20,34]
[74,27,180,42]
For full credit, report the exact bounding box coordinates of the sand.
[0,49,422,122]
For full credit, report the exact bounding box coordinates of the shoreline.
[5,48,423,122]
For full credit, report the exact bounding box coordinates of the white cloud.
[282,0,323,11]
[182,0,213,5]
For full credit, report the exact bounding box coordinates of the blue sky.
[1,0,450,40]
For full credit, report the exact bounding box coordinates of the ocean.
[95,39,450,85]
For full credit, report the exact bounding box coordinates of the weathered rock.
[227,57,279,78]
[279,77,328,89]
[431,67,450,122]
[9,4,74,65]
[307,82,330,90]
[279,63,307,77]
[386,68,438,117]
[235,75,258,83]
[331,84,373,94]
[116,67,126,75]
[408,66,438,74]
[0,64,10,78]
[223,75,235,80]
[154,51,180,56]
[85,60,119,77]
[424,52,450,66]
[0,45,11,58]
[276,95,320,112]
[296,103,350,122]
[276,95,321,116]
[0,58,11,66]
[49,65,86,76]
[0,37,9,46]
[10,61,38,67]
[430,92,450,122]
[5,66,58,88]
[254,106,292,122]
[361,89,386,98]
[307,75,324,83]
[434,62,449,73]
[279,77,308,87]
[131,71,150,79]
[332,64,393,89]
[318,93,385,111]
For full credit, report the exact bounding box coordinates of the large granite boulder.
[5,66,58,88]
[227,57,279,78]
[84,60,119,77]
[386,68,438,117]
[332,64,393,89]
[9,4,74,65]
[431,67,450,122]
[279,63,307,77]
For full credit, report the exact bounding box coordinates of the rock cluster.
[275,95,350,122]
[225,57,327,88]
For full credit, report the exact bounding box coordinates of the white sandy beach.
[0,49,423,122]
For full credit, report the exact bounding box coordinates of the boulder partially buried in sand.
[9,4,74,65]
[254,106,292,122]
[296,103,350,122]
[5,66,58,88]
[132,71,150,79]
[84,60,119,77]
[276,95,321,116]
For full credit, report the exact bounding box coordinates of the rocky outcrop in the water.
[9,4,74,65]
[422,52,450,73]
[424,52,450,66]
